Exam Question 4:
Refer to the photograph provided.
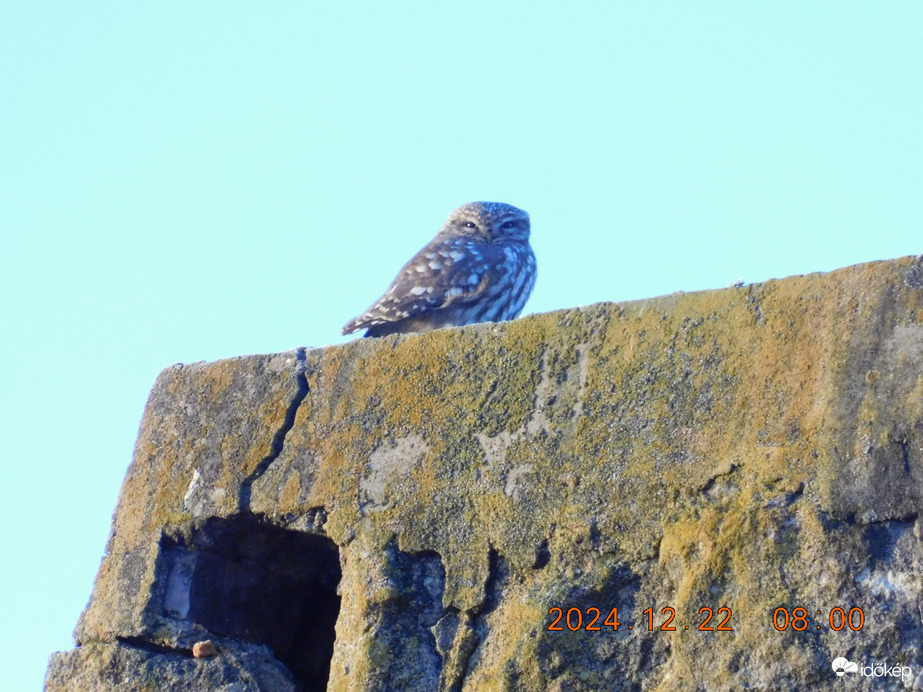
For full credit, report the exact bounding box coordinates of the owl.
[342,202,536,338]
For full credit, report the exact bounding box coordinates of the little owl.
[342,201,536,337]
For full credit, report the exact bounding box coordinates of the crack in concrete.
[899,437,912,476]
[440,611,479,692]
[116,636,193,658]
[451,546,505,690]
[699,462,739,495]
[238,347,310,513]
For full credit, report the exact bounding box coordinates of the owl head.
[441,202,530,243]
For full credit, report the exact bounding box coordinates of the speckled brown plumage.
[342,202,537,337]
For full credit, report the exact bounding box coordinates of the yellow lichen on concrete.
[60,256,923,691]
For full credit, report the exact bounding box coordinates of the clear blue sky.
[2,3,921,688]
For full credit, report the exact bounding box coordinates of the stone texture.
[47,256,923,691]
[44,640,297,691]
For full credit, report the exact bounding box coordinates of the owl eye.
[500,221,515,230]
[464,221,477,229]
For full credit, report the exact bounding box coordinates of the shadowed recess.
[160,514,341,692]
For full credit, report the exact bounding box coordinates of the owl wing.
[342,238,502,334]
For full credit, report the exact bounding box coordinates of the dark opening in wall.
[160,514,341,692]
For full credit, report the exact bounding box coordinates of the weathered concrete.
[48,256,923,690]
